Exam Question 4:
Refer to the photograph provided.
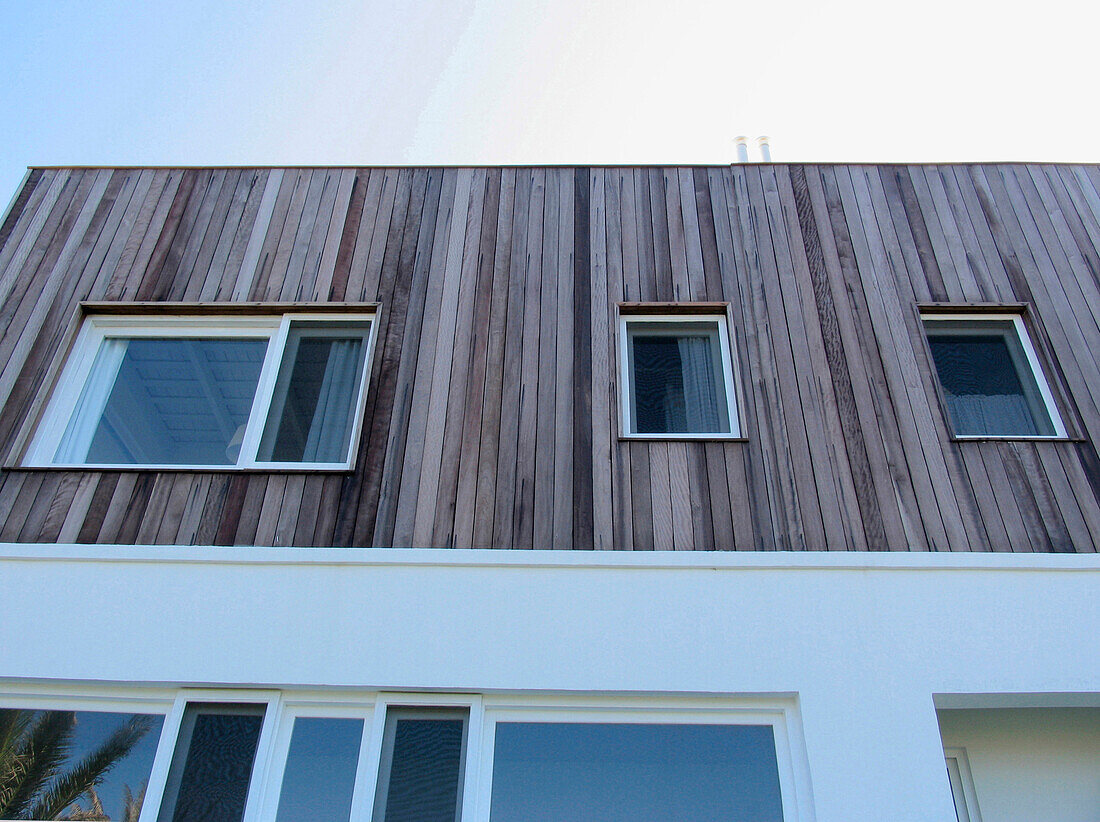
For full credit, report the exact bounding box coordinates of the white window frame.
[944,747,984,822]
[141,689,282,822]
[254,699,379,822]
[618,313,741,439]
[0,689,809,822]
[473,694,809,822]
[921,312,1067,440]
[24,312,378,470]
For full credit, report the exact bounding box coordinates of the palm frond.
[0,709,35,814]
[0,709,33,765]
[59,785,107,820]
[122,782,146,822]
[28,715,152,821]
[1,711,75,818]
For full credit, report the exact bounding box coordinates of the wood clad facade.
[0,164,1098,552]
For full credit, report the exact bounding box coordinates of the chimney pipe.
[756,136,772,162]
[735,136,749,163]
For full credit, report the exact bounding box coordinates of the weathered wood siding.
[0,164,1098,551]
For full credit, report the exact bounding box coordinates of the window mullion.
[237,320,292,467]
[240,693,285,822]
[136,694,190,822]
[458,696,485,822]
[347,698,387,822]
[252,700,299,822]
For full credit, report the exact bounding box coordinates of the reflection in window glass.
[275,717,364,822]
[258,323,371,463]
[59,337,267,465]
[489,722,783,822]
[157,703,265,822]
[375,712,466,822]
[0,707,163,821]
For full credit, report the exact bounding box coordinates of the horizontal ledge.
[1,544,1098,572]
[5,466,356,475]
[618,302,730,315]
[619,436,748,442]
[80,301,380,315]
[950,436,1078,443]
[917,302,1029,314]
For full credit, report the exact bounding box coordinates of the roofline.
[21,160,1100,172]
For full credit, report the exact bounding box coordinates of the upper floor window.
[619,310,740,439]
[921,312,1066,439]
[25,311,377,469]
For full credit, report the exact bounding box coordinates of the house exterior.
[0,164,1097,821]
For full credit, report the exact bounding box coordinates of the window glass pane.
[259,323,370,463]
[926,321,1054,436]
[59,338,267,465]
[629,322,729,435]
[375,715,465,822]
[0,707,163,821]
[157,703,264,822]
[489,722,783,822]
[274,717,363,822]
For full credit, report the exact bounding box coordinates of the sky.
[2,0,1099,209]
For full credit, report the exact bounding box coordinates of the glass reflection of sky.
[489,722,784,822]
[275,717,364,822]
[2,709,165,821]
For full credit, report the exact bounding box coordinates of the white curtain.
[949,394,1036,436]
[302,339,361,462]
[677,336,721,432]
[54,339,128,463]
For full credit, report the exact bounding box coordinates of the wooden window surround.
[22,304,379,471]
[919,308,1067,441]
[618,302,742,441]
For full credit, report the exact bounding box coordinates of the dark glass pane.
[631,330,726,434]
[260,331,367,463]
[0,708,162,821]
[275,717,363,822]
[159,705,264,822]
[84,338,266,464]
[489,722,784,822]
[381,718,465,822]
[928,332,1051,436]
[633,336,686,433]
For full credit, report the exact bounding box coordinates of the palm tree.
[0,709,152,820]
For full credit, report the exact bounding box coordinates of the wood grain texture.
[0,164,1098,553]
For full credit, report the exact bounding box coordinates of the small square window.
[620,313,739,438]
[922,313,1065,439]
[25,311,377,469]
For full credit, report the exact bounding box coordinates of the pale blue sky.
[2,0,1098,209]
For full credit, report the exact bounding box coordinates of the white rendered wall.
[938,708,1100,822]
[1,545,1099,822]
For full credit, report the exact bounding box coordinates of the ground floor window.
[0,690,803,821]
[938,707,1100,822]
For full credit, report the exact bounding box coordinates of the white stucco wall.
[939,708,1100,822]
[1,545,1098,822]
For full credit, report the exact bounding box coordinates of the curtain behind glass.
[261,334,365,463]
[927,333,1049,436]
[54,339,128,463]
[302,340,360,462]
[678,336,721,432]
[631,330,725,434]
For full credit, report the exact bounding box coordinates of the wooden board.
[0,164,1097,554]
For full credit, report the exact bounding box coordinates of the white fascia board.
[1,543,1099,572]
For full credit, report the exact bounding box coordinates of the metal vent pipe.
[757,136,772,162]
